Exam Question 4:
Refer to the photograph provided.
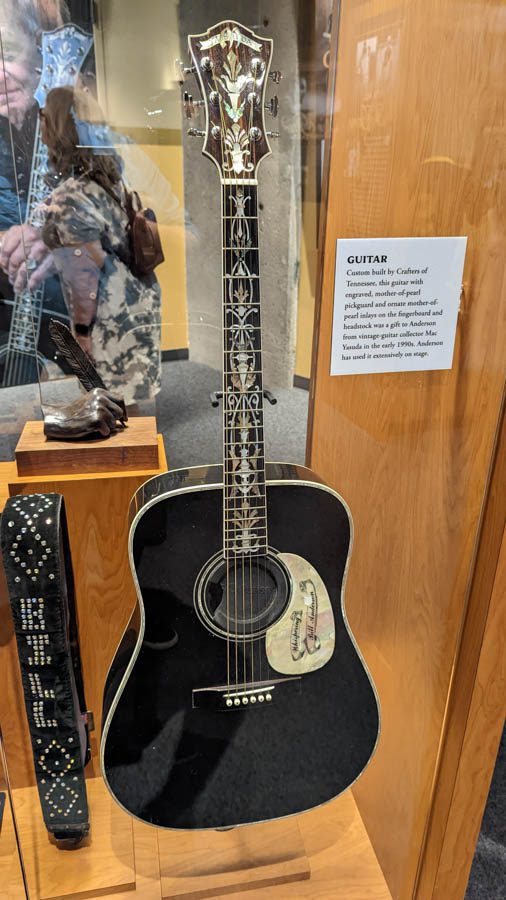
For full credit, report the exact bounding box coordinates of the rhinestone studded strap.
[0,494,90,844]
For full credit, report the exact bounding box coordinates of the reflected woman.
[38,86,161,408]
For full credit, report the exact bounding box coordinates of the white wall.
[94,0,182,130]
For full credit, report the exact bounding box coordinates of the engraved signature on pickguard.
[290,579,322,660]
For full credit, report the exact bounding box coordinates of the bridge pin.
[258,695,265,702]
[266,693,272,702]
[226,699,233,707]
[242,697,249,705]
[250,696,257,704]
[234,698,241,706]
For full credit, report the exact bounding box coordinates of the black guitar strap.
[0,493,90,844]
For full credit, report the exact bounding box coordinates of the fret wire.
[222,506,267,514]
[225,500,267,506]
[224,423,265,429]
[223,512,267,520]
[223,473,266,479]
[222,367,265,374]
[223,530,268,537]
[223,486,267,493]
[222,498,267,506]
[223,489,266,496]
[222,384,264,390]
[224,441,265,447]
[224,454,266,461]
[224,550,268,557]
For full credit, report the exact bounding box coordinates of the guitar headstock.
[186,21,278,181]
[34,24,93,109]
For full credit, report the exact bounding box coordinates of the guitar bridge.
[192,676,301,711]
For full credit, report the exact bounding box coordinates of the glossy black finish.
[102,466,379,829]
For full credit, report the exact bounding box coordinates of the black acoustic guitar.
[101,20,380,830]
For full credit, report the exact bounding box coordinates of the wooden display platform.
[15,417,159,476]
[2,781,392,899]
[158,817,310,898]
[0,426,168,795]
[12,777,135,899]
[0,788,25,899]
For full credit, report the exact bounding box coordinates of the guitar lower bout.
[101,463,380,830]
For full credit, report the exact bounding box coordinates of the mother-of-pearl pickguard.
[265,552,335,675]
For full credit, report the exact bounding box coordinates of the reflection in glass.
[0,2,95,389]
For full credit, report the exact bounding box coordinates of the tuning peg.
[266,131,280,139]
[183,91,194,118]
[187,127,205,137]
[175,58,196,84]
[265,96,279,117]
[269,70,283,83]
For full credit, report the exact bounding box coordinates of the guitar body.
[101,463,380,829]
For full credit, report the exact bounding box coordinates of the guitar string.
[211,43,270,695]
[210,54,236,691]
[247,68,260,691]
[245,64,254,693]
[248,66,267,690]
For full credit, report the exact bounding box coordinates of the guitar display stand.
[157,818,311,898]
[13,777,135,899]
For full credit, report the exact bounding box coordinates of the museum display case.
[0,1,504,898]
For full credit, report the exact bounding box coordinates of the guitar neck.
[2,23,94,387]
[222,180,268,559]
[26,119,50,221]
[4,125,48,363]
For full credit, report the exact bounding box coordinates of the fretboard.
[2,121,48,386]
[222,182,268,559]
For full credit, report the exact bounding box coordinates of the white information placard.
[330,237,467,375]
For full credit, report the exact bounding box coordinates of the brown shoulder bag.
[124,189,165,278]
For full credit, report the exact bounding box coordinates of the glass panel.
[0,1,321,461]
[0,2,366,896]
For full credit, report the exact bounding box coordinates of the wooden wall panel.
[307,1,506,898]
[415,402,505,898]
[0,441,167,788]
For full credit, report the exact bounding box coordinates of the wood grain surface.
[158,816,310,898]
[15,417,159,476]
[1,781,392,900]
[432,526,506,899]
[0,435,167,788]
[307,1,506,898]
[416,405,506,898]
[0,751,25,900]
[0,796,26,900]
[157,791,391,900]
[12,776,135,899]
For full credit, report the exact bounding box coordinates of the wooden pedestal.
[13,777,135,900]
[15,417,159,476]
[157,818,310,898]
[0,420,166,792]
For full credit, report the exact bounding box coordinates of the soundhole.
[195,550,290,639]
